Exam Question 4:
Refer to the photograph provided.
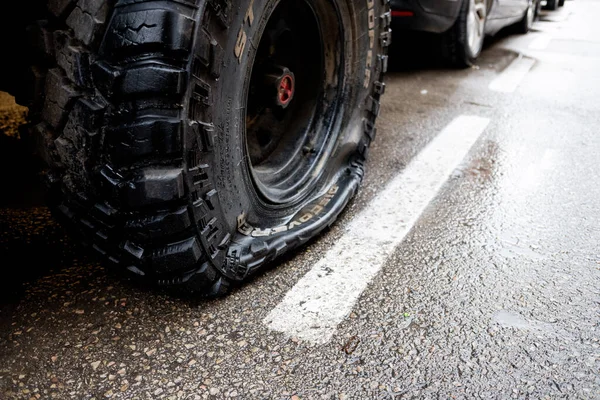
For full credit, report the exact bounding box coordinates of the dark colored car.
[391,0,538,66]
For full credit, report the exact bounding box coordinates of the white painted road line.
[264,115,491,344]
[529,34,552,50]
[489,55,535,93]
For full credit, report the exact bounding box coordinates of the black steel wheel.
[245,0,342,205]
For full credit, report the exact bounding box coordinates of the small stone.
[90,361,101,371]
[120,384,129,392]
[74,310,85,314]
[154,388,164,396]
[108,375,116,381]
[117,369,126,376]
[209,388,219,395]
[291,396,301,400]
[146,349,157,357]
[135,375,143,382]
[51,356,58,362]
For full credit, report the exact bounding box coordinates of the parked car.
[391,0,538,66]
[0,0,391,295]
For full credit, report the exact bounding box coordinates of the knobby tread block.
[92,61,186,98]
[42,68,81,129]
[54,30,93,88]
[124,206,192,239]
[125,167,186,207]
[150,236,203,274]
[99,165,186,207]
[102,8,195,60]
[66,0,112,46]
[49,0,77,18]
[106,118,182,164]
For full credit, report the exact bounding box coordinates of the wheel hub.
[264,65,295,109]
[278,74,294,106]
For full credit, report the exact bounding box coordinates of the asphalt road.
[1,1,599,399]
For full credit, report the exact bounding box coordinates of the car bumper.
[390,0,461,33]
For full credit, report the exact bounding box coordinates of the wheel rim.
[245,0,343,205]
[466,0,487,56]
[526,2,535,30]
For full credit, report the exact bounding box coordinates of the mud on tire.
[26,0,391,295]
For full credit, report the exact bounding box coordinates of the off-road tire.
[25,0,391,295]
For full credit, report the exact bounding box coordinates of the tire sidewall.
[201,0,384,233]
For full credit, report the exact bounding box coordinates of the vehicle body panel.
[486,0,530,34]
[390,0,461,33]
[391,0,529,35]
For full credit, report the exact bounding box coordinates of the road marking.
[264,115,491,344]
[529,34,552,50]
[489,55,535,93]
[540,149,557,171]
[516,148,557,189]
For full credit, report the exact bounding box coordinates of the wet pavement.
[1,1,599,399]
